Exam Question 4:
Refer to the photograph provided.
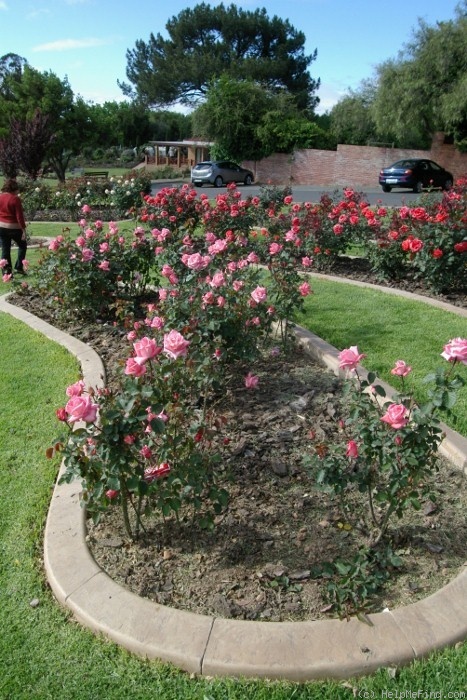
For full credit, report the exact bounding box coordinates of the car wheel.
[413,181,423,193]
[244,175,253,185]
[443,178,453,191]
[193,182,202,187]
[214,176,223,188]
[382,185,391,193]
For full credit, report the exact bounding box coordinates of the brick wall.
[242,133,467,188]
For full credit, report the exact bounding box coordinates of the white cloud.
[32,38,113,52]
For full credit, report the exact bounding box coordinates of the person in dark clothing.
[0,178,28,276]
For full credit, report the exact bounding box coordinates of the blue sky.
[0,0,461,113]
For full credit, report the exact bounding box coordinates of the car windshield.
[194,162,212,168]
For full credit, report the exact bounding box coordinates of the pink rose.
[338,346,366,372]
[144,462,171,484]
[98,260,110,271]
[106,489,120,500]
[124,358,147,377]
[81,248,94,262]
[133,337,162,365]
[244,372,259,389]
[163,330,190,359]
[65,395,98,424]
[381,403,409,430]
[301,256,313,267]
[210,271,225,288]
[66,380,85,397]
[298,281,312,297]
[391,360,412,377]
[251,286,267,303]
[441,338,467,365]
[346,440,359,458]
[56,407,67,422]
[184,252,210,271]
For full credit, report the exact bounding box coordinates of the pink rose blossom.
[338,346,366,372]
[381,403,409,430]
[66,380,85,397]
[81,248,94,262]
[251,286,267,303]
[0,258,8,268]
[56,407,67,422]
[106,489,120,500]
[298,281,312,297]
[346,440,359,458]
[81,204,91,215]
[75,236,86,248]
[98,260,110,271]
[301,256,313,267]
[133,337,162,365]
[127,330,137,341]
[140,445,152,459]
[441,338,467,365]
[184,252,211,270]
[124,358,147,377]
[244,372,259,389]
[269,242,283,255]
[144,462,171,483]
[163,330,190,359]
[2,273,13,282]
[65,395,98,423]
[210,271,225,288]
[391,360,412,377]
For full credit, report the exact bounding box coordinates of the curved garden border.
[1,278,466,682]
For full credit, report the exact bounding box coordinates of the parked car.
[191,160,254,187]
[378,159,454,193]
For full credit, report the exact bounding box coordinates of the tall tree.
[329,80,382,146]
[372,2,467,148]
[119,3,319,111]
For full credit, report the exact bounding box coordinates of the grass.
[0,306,466,697]
[295,276,467,435]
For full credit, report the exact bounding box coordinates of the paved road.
[151,181,443,206]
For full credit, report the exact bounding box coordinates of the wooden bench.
[83,170,109,179]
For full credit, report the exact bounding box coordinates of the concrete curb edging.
[1,293,466,681]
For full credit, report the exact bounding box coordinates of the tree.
[372,2,467,148]
[120,3,319,111]
[0,53,28,101]
[13,109,55,179]
[192,75,328,162]
[192,76,274,161]
[329,80,381,146]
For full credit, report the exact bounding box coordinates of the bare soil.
[9,251,467,621]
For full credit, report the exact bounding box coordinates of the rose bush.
[307,341,466,546]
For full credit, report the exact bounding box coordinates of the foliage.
[305,342,465,615]
[329,80,381,146]
[120,2,319,111]
[372,6,467,148]
[361,179,467,292]
[312,546,402,618]
[312,339,467,546]
[32,215,155,321]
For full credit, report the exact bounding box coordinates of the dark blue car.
[379,158,453,193]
